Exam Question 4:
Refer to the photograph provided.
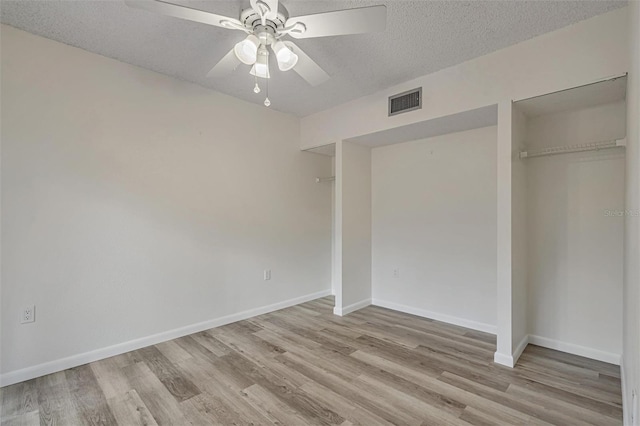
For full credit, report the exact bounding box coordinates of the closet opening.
[512,76,627,365]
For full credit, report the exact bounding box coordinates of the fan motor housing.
[253,25,277,44]
[240,7,288,36]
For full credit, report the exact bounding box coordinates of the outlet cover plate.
[21,305,35,324]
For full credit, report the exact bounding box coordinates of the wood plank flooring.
[1,297,623,425]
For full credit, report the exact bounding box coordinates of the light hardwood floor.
[1,296,622,425]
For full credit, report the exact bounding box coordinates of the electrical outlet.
[21,305,35,324]
[393,268,400,278]
[264,269,271,281]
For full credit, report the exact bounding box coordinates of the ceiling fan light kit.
[249,47,271,79]
[234,34,260,65]
[126,0,387,107]
[272,41,298,71]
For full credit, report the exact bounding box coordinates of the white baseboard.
[528,335,621,365]
[0,289,332,387]
[496,335,619,369]
[493,335,529,368]
[621,357,629,425]
[620,357,639,426]
[371,298,497,335]
[333,298,371,316]
[513,335,529,364]
[494,351,515,367]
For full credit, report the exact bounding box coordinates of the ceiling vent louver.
[388,88,422,116]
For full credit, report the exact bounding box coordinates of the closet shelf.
[519,138,626,159]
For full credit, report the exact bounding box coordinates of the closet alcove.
[306,77,627,369]
[501,76,627,366]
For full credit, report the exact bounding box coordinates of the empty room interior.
[1,0,640,425]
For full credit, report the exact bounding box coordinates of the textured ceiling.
[0,0,626,116]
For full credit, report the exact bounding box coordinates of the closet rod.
[315,176,335,183]
[519,139,626,159]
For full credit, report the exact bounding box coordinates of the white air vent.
[389,88,422,116]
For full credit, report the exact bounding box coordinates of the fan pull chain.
[253,75,261,93]
[262,33,271,107]
[264,77,270,107]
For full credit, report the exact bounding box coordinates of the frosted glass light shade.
[234,35,260,65]
[250,53,270,79]
[272,41,298,71]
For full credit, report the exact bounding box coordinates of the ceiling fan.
[126,0,387,106]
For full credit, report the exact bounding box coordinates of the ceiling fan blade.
[206,48,242,79]
[286,5,386,39]
[125,0,244,30]
[284,41,329,87]
[250,0,279,20]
